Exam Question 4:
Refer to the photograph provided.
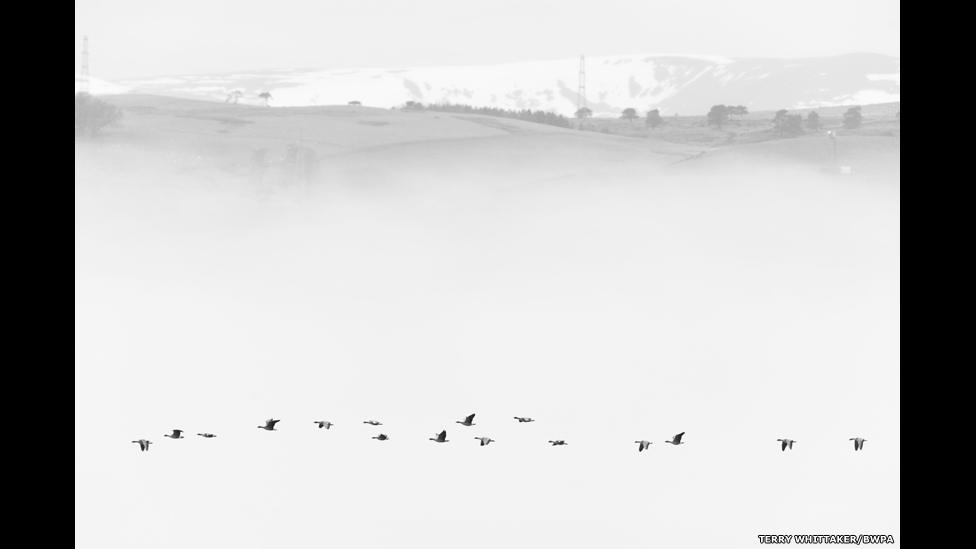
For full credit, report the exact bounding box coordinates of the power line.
[577,54,587,112]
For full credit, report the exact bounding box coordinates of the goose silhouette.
[314,421,333,429]
[474,437,495,446]
[634,440,652,452]
[664,432,685,445]
[164,429,184,439]
[548,440,567,446]
[257,419,280,431]
[363,420,382,426]
[430,430,449,443]
[777,438,796,451]
[850,437,866,451]
[197,433,217,438]
[456,414,476,426]
[513,417,535,423]
[132,439,152,451]
[372,433,389,441]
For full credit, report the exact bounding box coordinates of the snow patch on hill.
[81,53,900,115]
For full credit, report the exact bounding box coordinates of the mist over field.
[75,95,898,548]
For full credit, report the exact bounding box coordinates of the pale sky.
[75,0,900,80]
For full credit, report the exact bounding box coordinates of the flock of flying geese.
[130,413,869,453]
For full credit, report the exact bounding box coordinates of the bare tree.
[620,107,638,123]
[728,105,748,121]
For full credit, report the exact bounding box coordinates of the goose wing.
[465,414,475,423]
[674,432,684,444]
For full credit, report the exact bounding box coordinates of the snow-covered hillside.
[85,52,899,116]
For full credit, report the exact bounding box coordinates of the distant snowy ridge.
[80,53,899,116]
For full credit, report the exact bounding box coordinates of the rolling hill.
[76,93,900,193]
[78,53,899,117]
[78,95,703,192]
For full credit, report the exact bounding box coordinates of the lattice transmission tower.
[80,36,90,93]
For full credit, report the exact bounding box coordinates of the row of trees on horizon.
[573,103,878,135]
[402,101,573,128]
[708,104,872,134]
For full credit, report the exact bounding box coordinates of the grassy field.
[77,93,899,197]
[84,94,702,191]
[88,95,899,175]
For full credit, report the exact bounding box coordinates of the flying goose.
[372,433,389,441]
[197,433,217,438]
[314,421,333,430]
[257,419,280,431]
[131,439,152,451]
[363,420,382,426]
[430,430,449,443]
[850,437,867,451]
[634,440,652,452]
[777,438,796,451]
[664,432,685,445]
[474,437,495,446]
[164,429,184,439]
[456,414,476,426]
[513,417,535,423]
[548,440,567,446]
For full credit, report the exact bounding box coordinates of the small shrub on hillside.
[645,109,663,129]
[843,106,863,129]
[706,105,729,128]
[75,92,122,138]
[772,109,804,136]
[806,111,822,130]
